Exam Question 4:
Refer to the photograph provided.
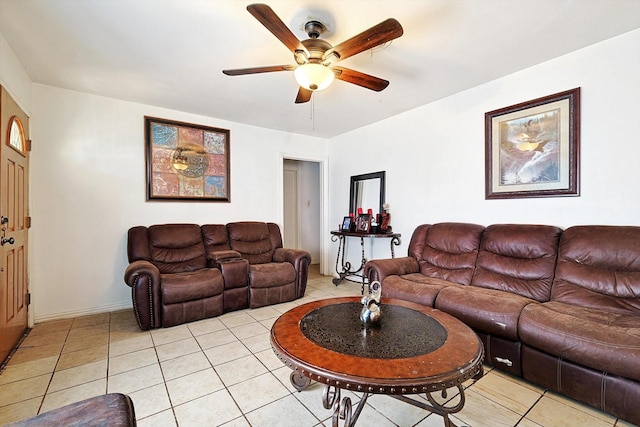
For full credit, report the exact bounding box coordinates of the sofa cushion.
[382,273,458,307]
[435,286,535,340]
[519,301,640,382]
[249,262,296,289]
[471,224,561,302]
[551,225,640,315]
[227,222,274,264]
[409,222,485,285]
[160,268,223,304]
[148,224,207,273]
[201,224,231,252]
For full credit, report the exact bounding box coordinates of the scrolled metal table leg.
[423,384,466,416]
[332,234,351,286]
[390,235,401,258]
[390,384,465,427]
[322,385,341,409]
[322,385,370,427]
[290,371,311,391]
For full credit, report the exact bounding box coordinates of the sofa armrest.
[272,247,310,264]
[218,258,249,290]
[273,248,312,297]
[208,250,242,267]
[364,257,420,284]
[124,260,161,331]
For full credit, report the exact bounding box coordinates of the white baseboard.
[34,301,133,324]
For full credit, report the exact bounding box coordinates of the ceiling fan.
[222,3,403,104]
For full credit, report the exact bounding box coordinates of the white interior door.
[283,166,299,248]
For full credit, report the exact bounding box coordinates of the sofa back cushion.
[471,224,561,301]
[408,222,485,285]
[227,222,278,264]
[551,225,640,315]
[135,224,207,274]
[201,224,231,252]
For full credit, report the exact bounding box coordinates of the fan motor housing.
[301,38,332,59]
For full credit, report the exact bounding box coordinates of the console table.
[330,230,401,291]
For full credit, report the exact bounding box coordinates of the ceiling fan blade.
[222,65,295,76]
[295,87,313,104]
[324,18,403,62]
[333,67,389,92]
[247,4,308,56]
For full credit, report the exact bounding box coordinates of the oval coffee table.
[271,297,484,427]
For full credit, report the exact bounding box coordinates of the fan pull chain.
[311,96,315,130]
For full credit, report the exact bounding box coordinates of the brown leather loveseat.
[124,221,311,330]
[364,222,640,425]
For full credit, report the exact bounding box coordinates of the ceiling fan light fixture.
[294,63,334,91]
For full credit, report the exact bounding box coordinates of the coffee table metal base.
[291,371,467,427]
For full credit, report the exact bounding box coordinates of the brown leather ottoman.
[6,393,136,426]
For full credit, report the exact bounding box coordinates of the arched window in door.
[7,115,26,155]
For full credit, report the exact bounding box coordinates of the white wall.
[329,29,640,263]
[29,85,328,321]
[0,32,31,114]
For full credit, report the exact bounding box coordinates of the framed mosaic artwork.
[145,116,230,201]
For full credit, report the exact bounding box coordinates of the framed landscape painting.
[485,88,580,199]
[145,116,230,201]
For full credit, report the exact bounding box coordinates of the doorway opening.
[282,158,324,274]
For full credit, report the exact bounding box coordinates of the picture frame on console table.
[341,216,352,232]
[145,116,230,202]
[356,214,372,233]
[485,88,580,199]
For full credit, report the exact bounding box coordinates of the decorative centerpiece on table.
[360,281,382,326]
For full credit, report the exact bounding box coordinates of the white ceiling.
[1,0,639,138]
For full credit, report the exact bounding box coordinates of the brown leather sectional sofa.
[124,221,311,331]
[364,222,640,424]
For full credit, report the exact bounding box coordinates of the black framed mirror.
[349,171,386,217]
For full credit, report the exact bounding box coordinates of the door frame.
[279,152,329,275]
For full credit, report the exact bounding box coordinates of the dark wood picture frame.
[485,88,580,199]
[341,216,352,232]
[356,214,372,233]
[145,116,230,201]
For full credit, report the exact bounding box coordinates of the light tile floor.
[0,266,635,426]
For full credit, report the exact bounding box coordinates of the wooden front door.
[0,86,30,364]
